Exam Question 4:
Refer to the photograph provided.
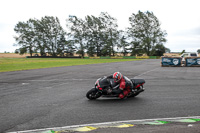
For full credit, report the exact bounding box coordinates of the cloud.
[1,0,200,52]
[166,30,200,52]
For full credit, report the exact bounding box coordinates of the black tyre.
[86,88,101,100]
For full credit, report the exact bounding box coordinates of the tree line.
[14,11,169,57]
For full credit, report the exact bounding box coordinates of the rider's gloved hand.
[119,87,123,90]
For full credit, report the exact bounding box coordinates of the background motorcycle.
[86,76,145,100]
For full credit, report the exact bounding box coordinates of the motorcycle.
[86,76,145,100]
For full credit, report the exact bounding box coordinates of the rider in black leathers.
[106,72,134,99]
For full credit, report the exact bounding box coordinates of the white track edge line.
[134,67,160,78]
[8,116,200,133]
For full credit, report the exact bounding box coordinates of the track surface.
[0,59,200,132]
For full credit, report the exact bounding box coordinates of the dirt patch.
[0,53,30,58]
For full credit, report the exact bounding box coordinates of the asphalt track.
[0,59,200,133]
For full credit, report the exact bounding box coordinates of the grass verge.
[0,58,142,72]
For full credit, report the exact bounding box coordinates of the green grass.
[0,58,142,72]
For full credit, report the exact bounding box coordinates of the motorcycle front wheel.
[86,88,102,100]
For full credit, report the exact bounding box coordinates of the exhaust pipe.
[135,86,145,94]
[137,88,144,93]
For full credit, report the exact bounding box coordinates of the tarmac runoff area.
[2,59,200,133]
[8,116,200,133]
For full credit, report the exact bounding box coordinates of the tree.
[57,34,66,56]
[32,18,48,56]
[152,44,166,56]
[66,16,86,57]
[14,49,19,54]
[118,30,129,56]
[14,16,66,57]
[41,16,66,57]
[128,11,167,56]
[84,15,101,56]
[99,12,119,56]
[14,19,37,56]
[180,50,186,55]
[84,12,119,56]
[165,48,171,53]
[57,34,76,57]
[197,49,200,54]
[19,47,27,55]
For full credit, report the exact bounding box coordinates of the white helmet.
[113,72,122,83]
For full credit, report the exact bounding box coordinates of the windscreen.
[191,54,197,56]
[99,78,110,88]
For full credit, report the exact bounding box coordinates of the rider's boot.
[118,90,129,99]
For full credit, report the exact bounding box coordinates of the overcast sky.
[0,0,200,53]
